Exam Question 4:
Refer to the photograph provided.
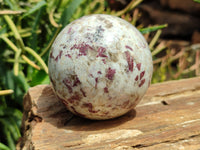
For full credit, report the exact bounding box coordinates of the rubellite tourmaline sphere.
[48,14,153,120]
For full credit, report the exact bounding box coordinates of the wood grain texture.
[17,77,200,150]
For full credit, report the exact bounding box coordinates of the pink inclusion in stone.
[140,71,145,80]
[102,59,106,64]
[125,51,134,72]
[104,87,109,93]
[125,45,133,51]
[139,79,145,87]
[70,43,93,56]
[106,67,116,80]
[96,47,107,57]
[136,63,141,71]
[135,75,139,81]
[50,50,63,62]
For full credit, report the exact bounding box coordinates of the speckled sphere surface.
[48,14,153,120]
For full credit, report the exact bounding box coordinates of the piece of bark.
[17,77,200,150]
[138,4,200,38]
[160,0,200,16]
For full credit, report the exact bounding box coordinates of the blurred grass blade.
[139,24,168,34]
[115,0,143,16]
[40,26,61,57]
[0,142,10,150]
[30,6,45,50]
[59,0,83,27]
[0,123,15,150]
[0,106,23,119]
[17,71,30,92]
[24,47,48,74]
[22,0,47,18]
[49,9,60,28]
[149,30,162,50]
[13,49,21,76]
[22,55,41,70]
[4,0,19,10]
[3,15,24,48]
[0,36,19,52]
[0,90,13,96]
[7,116,21,139]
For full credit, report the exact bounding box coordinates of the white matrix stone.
[48,14,153,120]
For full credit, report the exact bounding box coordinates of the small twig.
[115,0,143,16]
[182,62,200,74]
[149,30,162,50]
[153,56,164,64]
[152,41,166,56]
[131,9,139,26]
[173,50,188,78]
[184,43,200,52]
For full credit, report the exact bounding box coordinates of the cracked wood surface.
[17,77,200,150]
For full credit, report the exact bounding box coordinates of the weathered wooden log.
[17,77,200,150]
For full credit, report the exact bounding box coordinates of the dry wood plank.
[17,77,200,150]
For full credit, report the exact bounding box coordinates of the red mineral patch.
[95,77,98,88]
[96,47,107,57]
[71,106,85,117]
[62,75,81,93]
[68,92,82,104]
[125,45,133,51]
[102,59,106,64]
[139,79,145,87]
[82,103,99,113]
[89,74,94,78]
[80,88,86,97]
[140,71,145,80]
[106,67,116,80]
[125,51,134,72]
[60,44,67,49]
[135,75,139,81]
[121,100,130,109]
[97,71,102,74]
[136,63,141,71]
[50,50,63,62]
[70,42,93,56]
[57,95,69,107]
[67,27,72,34]
[104,87,109,93]
[65,54,71,58]
[63,78,73,93]
[73,75,81,87]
